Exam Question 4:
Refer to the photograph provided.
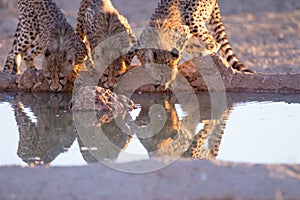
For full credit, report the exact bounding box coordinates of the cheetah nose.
[51,86,60,91]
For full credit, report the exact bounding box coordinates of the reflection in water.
[183,109,230,159]
[77,118,132,163]
[12,93,77,166]
[130,93,227,160]
[2,92,300,166]
[5,91,230,166]
[71,92,228,165]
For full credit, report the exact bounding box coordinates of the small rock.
[70,86,136,123]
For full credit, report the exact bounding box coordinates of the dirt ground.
[1,160,300,200]
[0,0,300,73]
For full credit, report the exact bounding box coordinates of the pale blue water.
[0,92,299,166]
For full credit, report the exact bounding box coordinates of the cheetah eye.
[46,76,51,81]
[59,76,66,81]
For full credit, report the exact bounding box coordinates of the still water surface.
[0,92,299,166]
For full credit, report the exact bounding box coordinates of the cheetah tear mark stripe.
[209,3,253,73]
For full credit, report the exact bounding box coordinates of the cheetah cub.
[148,0,253,73]
[135,0,193,89]
[3,0,87,91]
[76,0,137,90]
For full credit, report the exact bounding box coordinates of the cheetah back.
[76,0,137,90]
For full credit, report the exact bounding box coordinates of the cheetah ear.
[45,48,51,57]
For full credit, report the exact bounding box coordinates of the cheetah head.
[43,48,76,91]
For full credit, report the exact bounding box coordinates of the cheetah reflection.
[78,93,231,162]
[133,93,230,160]
[13,93,77,166]
[13,92,231,165]
[13,92,133,166]
[76,119,132,163]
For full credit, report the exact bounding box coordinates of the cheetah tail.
[209,4,253,73]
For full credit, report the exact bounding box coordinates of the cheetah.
[134,0,193,89]
[138,0,253,81]
[76,0,137,90]
[3,0,87,91]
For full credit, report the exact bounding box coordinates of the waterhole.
[0,92,299,167]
